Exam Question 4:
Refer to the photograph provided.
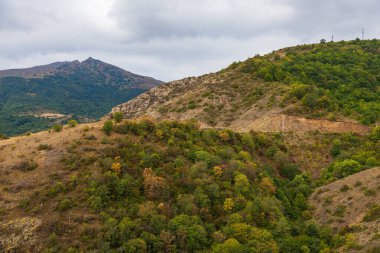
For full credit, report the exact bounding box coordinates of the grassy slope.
[310,167,380,252]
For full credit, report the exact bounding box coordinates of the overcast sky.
[0,0,379,81]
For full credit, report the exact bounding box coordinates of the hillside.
[111,40,380,133]
[1,40,380,252]
[310,167,380,252]
[0,117,379,252]
[0,58,162,136]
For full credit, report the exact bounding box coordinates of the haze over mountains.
[0,58,162,136]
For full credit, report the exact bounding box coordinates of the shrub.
[18,198,30,211]
[52,125,63,132]
[13,160,38,172]
[331,160,362,179]
[38,144,52,151]
[330,139,342,157]
[333,205,346,217]
[370,126,380,141]
[47,182,66,197]
[187,101,196,109]
[103,120,113,135]
[364,189,376,197]
[0,133,8,140]
[301,93,319,109]
[113,112,124,123]
[67,119,78,127]
[363,205,380,222]
[57,198,75,212]
[280,164,301,180]
[339,184,350,192]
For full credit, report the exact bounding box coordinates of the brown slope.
[109,71,370,134]
[309,167,380,252]
[0,121,106,251]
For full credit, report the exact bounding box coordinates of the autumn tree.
[143,168,169,200]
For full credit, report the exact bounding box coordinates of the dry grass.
[111,71,370,134]
[0,121,106,251]
[309,167,380,252]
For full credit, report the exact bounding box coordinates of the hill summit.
[0,58,162,136]
[111,39,380,133]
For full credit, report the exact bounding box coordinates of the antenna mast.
[362,28,365,40]
[331,34,334,42]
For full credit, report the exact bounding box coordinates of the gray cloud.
[0,0,379,81]
[111,0,294,40]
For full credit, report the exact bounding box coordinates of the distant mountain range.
[0,58,162,136]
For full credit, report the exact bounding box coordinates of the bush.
[330,139,342,157]
[103,120,113,135]
[0,133,8,139]
[371,126,380,141]
[280,164,301,180]
[331,160,362,179]
[47,182,66,197]
[57,198,75,212]
[363,204,380,222]
[13,160,38,172]
[18,198,30,211]
[52,125,63,132]
[339,184,350,192]
[38,144,52,151]
[67,119,78,127]
[113,112,124,123]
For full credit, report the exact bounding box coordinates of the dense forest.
[30,117,378,252]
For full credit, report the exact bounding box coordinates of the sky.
[0,0,379,81]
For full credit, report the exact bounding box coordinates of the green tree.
[121,238,147,253]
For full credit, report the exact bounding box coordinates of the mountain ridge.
[0,58,162,136]
[0,58,161,89]
[110,40,380,133]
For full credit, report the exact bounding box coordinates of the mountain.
[111,39,380,133]
[1,41,380,252]
[0,58,162,136]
